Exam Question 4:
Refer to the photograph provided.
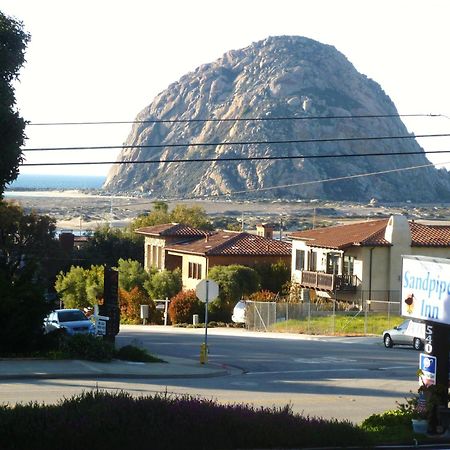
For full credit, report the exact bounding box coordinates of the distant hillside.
[104,36,450,202]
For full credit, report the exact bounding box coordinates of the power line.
[26,113,444,126]
[218,161,447,197]
[20,148,450,167]
[22,133,450,152]
[97,160,450,204]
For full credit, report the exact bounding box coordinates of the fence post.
[364,299,370,335]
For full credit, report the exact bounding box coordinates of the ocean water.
[6,174,106,190]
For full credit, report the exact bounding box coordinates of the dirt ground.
[5,190,450,232]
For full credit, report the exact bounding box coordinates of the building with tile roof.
[136,224,291,291]
[289,215,450,306]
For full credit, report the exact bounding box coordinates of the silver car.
[44,309,95,336]
[383,319,424,350]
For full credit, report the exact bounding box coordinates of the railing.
[299,271,358,292]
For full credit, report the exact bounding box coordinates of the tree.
[117,258,151,292]
[79,225,143,267]
[0,201,58,282]
[130,202,171,230]
[254,260,291,294]
[0,12,30,196]
[0,201,59,353]
[55,265,104,309]
[129,202,213,231]
[119,286,155,323]
[0,268,51,354]
[144,268,182,300]
[208,265,260,320]
[169,204,213,230]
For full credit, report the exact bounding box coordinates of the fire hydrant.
[200,342,208,364]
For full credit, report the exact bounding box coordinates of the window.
[188,262,202,279]
[308,250,317,271]
[343,255,354,275]
[326,253,340,274]
[295,249,305,271]
[149,245,164,269]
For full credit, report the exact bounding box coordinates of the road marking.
[292,356,357,364]
[245,368,372,375]
[245,363,416,375]
[230,381,259,387]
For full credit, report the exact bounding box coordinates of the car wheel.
[413,338,423,351]
[384,334,393,348]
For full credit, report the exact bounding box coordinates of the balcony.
[298,270,358,292]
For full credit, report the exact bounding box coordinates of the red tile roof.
[166,231,291,256]
[289,219,390,249]
[290,218,450,249]
[135,223,207,238]
[410,222,450,246]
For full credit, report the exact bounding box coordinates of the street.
[0,326,419,423]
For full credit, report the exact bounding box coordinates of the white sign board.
[196,279,219,303]
[97,319,107,335]
[402,255,450,325]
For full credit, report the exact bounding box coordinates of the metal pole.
[205,281,209,347]
[164,297,169,326]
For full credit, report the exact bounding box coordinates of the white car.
[231,300,246,324]
[44,309,95,336]
[382,319,425,350]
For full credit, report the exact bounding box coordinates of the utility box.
[140,304,149,319]
[193,314,199,325]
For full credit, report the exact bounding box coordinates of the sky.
[2,0,450,177]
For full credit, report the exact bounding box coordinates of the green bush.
[168,290,203,324]
[0,391,370,450]
[58,334,114,362]
[114,345,163,363]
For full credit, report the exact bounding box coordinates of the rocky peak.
[104,36,450,202]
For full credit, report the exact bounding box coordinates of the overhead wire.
[20,148,450,167]
[26,113,444,126]
[22,132,450,152]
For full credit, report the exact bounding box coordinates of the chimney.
[256,223,274,239]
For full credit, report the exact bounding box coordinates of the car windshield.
[57,310,88,322]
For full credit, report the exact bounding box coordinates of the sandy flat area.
[5,190,449,231]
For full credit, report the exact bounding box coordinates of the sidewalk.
[0,355,232,381]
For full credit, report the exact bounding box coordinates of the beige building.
[136,223,291,291]
[289,215,450,303]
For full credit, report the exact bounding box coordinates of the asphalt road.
[0,326,420,424]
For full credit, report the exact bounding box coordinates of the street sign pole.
[204,280,209,347]
[196,279,219,365]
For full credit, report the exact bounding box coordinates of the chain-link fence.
[245,294,402,335]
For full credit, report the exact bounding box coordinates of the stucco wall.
[144,236,166,271]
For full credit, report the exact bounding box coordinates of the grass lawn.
[269,313,402,336]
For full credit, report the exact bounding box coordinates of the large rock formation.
[104,36,450,202]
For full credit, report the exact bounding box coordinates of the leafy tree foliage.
[248,290,278,302]
[208,265,260,320]
[55,265,104,309]
[169,204,213,230]
[130,202,212,231]
[0,201,59,353]
[253,260,290,294]
[0,12,30,195]
[79,225,143,267]
[117,258,151,291]
[119,286,156,324]
[144,268,182,300]
[131,201,170,230]
[0,201,58,281]
[0,268,51,354]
